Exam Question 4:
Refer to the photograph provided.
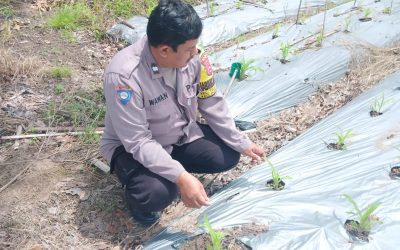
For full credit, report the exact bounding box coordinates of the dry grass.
[0,48,45,81]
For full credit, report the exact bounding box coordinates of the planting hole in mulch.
[266,179,285,191]
[272,34,278,39]
[369,110,383,117]
[359,17,372,22]
[279,59,290,64]
[344,219,370,242]
[326,143,344,150]
[389,166,400,179]
[179,223,268,250]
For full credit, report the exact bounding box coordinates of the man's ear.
[158,45,171,58]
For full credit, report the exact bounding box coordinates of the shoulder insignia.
[116,86,132,105]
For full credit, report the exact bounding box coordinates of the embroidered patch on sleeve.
[116,86,132,105]
[198,51,217,99]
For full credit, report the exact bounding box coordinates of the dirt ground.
[1,1,400,250]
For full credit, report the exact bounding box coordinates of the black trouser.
[110,124,240,212]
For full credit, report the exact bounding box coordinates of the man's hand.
[176,171,209,208]
[242,143,265,164]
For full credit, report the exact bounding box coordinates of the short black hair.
[147,0,203,52]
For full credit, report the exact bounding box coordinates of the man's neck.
[149,45,170,68]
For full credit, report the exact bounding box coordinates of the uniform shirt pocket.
[145,104,173,136]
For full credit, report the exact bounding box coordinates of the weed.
[61,30,77,43]
[47,2,96,30]
[201,215,227,250]
[145,0,158,17]
[50,66,72,78]
[54,83,65,95]
[265,158,289,191]
[79,124,101,143]
[239,58,263,80]
[107,0,134,17]
[272,23,281,39]
[370,93,391,116]
[343,17,351,32]
[94,196,118,213]
[0,6,14,19]
[279,42,292,63]
[342,194,381,233]
[382,7,391,14]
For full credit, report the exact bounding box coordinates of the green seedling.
[343,17,351,32]
[145,0,158,17]
[265,158,290,191]
[336,129,354,150]
[238,58,263,80]
[54,83,65,95]
[201,215,227,250]
[382,7,391,14]
[363,7,372,18]
[208,0,217,16]
[370,93,391,116]
[235,0,243,10]
[342,194,381,237]
[327,128,354,150]
[272,23,281,39]
[316,30,324,47]
[279,42,293,64]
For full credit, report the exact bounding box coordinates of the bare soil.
[1,1,400,249]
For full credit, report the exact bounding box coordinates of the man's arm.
[196,53,264,162]
[104,72,185,182]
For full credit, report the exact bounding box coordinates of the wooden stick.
[0,130,104,141]
[28,126,105,133]
[90,158,110,173]
[0,165,30,193]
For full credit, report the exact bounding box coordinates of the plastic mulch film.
[106,0,346,46]
[144,72,400,249]
[214,46,351,122]
[211,0,400,123]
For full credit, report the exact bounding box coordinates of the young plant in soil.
[370,93,390,117]
[359,7,372,22]
[389,147,400,178]
[235,0,243,10]
[316,30,324,47]
[201,215,227,250]
[272,23,281,39]
[279,42,292,64]
[342,194,382,242]
[238,58,263,80]
[327,129,354,150]
[265,158,289,191]
[343,17,351,33]
[382,7,391,14]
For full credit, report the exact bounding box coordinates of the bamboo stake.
[295,0,303,25]
[0,131,104,141]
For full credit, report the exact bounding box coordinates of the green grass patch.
[50,66,72,78]
[54,83,65,95]
[47,2,96,30]
[0,5,14,18]
[106,0,134,17]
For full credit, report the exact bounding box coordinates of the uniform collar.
[142,36,190,80]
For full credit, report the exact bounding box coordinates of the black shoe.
[130,208,161,225]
